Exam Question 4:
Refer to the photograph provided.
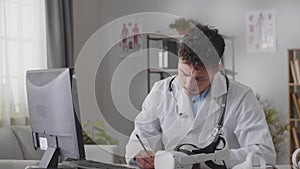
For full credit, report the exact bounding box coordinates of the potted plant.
[256,94,288,156]
[169,18,198,35]
[82,120,120,163]
[82,120,118,145]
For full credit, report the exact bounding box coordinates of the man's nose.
[185,77,197,90]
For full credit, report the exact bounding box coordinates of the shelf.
[221,34,237,40]
[147,34,183,41]
[289,83,300,86]
[288,48,300,51]
[148,68,237,76]
[147,34,236,41]
[149,68,178,73]
[146,33,236,91]
[288,48,300,165]
[224,69,238,76]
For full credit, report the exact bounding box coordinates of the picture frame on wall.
[246,9,276,53]
[118,17,143,55]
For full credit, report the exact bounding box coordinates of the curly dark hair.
[178,23,225,69]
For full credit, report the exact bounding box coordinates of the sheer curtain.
[0,0,47,126]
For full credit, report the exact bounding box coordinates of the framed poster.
[118,17,143,54]
[246,10,276,53]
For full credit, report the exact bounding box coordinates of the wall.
[73,0,300,163]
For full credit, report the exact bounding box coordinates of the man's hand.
[135,150,155,169]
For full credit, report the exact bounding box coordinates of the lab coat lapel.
[174,77,194,119]
[177,89,194,119]
[193,91,218,125]
[193,72,228,129]
[163,78,195,148]
[164,73,228,148]
[208,72,228,118]
[211,72,228,99]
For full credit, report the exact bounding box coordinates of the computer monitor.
[26,68,85,168]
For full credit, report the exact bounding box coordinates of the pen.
[135,134,152,157]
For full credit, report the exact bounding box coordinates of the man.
[126,23,276,169]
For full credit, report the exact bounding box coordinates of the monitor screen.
[26,68,85,168]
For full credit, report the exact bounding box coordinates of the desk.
[130,165,291,169]
[26,164,290,169]
[273,165,291,169]
[25,163,138,169]
[103,164,291,169]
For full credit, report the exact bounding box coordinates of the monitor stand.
[25,147,80,169]
[25,165,77,169]
[39,147,60,168]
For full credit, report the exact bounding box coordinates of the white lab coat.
[125,72,276,168]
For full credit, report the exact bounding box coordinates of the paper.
[39,137,48,150]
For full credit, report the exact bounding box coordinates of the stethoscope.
[170,74,230,169]
[168,74,229,137]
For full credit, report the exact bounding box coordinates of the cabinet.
[146,33,236,92]
[146,34,181,92]
[288,48,300,162]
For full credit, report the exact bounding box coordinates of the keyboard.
[63,159,136,169]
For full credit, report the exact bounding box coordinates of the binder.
[292,93,300,118]
[292,127,300,148]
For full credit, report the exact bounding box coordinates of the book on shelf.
[298,97,300,115]
[295,59,300,84]
[291,98,298,118]
[290,60,299,84]
[292,127,300,149]
[292,93,300,118]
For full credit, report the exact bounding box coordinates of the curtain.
[45,0,74,68]
[0,0,47,126]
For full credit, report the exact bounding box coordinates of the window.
[0,0,46,126]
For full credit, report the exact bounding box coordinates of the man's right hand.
[135,150,155,169]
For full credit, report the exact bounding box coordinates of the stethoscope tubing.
[168,75,229,133]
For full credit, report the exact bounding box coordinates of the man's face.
[178,59,217,96]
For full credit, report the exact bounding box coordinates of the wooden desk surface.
[272,165,291,169]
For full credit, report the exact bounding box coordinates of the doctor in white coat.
[125,23,276,169]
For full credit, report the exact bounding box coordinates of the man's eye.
[195,77,204,81]
[180,71,189,76]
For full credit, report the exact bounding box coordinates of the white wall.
[73,0,300,163]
